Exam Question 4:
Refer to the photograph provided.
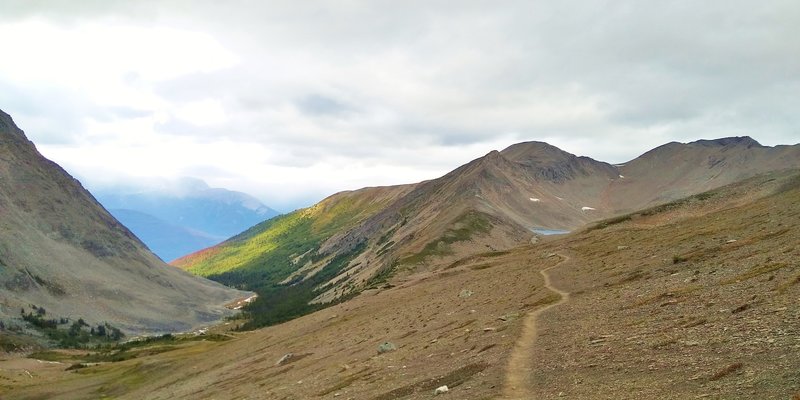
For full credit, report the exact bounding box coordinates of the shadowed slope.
[0,110,249,335]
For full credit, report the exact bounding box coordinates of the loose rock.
[276,353,293,366]
[435,385,449,395]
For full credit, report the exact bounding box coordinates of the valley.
[3,169,799,399]
[2,3,797,399]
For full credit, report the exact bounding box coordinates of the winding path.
[502,253,571,399]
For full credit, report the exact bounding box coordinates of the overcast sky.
[1,1,798,211]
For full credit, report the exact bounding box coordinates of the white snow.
[581,206,596,211]
[529,197,541,202]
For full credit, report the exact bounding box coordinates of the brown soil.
[502,253,571,399]
[3,171,800,399]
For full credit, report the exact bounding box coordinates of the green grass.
[400,211,493,265]
[173,191,398,330]
[29,333,233,364]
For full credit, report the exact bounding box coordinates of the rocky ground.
[2,171,799,399]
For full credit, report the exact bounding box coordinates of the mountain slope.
[94,180,279,260]
[9,169,800,399]
[177,136,800,328]
[107,209,222,262]
[0,110,249,335]
[608,136,800,213]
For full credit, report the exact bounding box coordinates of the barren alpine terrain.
[3,170,798,399]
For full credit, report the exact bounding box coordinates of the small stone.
[435,385,449,395]
[276,353,293,366]
[459,289,474,298]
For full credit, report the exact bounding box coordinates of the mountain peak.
[0,109,27,141]
[689,136,763,148]
[500,141,574,165]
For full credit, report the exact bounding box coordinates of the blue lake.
[531,228,570,235]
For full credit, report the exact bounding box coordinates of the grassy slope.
[8,171,800,399]
[172,188,404,328]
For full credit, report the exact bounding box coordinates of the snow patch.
[529,197,541,202]
[581,206,596,211]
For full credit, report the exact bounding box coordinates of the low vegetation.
[19,305,124,348]
[236,242,367,330]
[400,210,492,265]
[174,190,402,330]
[29,332,232,366]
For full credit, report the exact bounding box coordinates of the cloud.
[1,1,798,210]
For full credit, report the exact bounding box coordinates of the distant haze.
[1,1,798,210]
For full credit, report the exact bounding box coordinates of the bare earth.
[2,172,800,399]
[503,253,571,399]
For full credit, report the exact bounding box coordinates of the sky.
[1,1,798,211]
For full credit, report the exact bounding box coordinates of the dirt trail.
[502,253,571,399]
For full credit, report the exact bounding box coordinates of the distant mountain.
[175,136,799,329]
[107,209,222,262]
[0,109,249,335]
[93,179,280,261]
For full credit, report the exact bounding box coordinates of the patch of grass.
[29,333,232,364]
[0,331,41,352]
[673,255,689,264]
[778,273,800,293]
[175,190,397,330]
[365,259,398,289]
[709,362,744,381]
[66,363,87,371]
[239,242,367,330]
[681,318,707,329]
[444,250,511,270]
[721,263,791,285]
[522,293,561,309]
[317,367,374,396]
[630,285,701,308]
[372,362,489,400]
[400,211,493,265]
[586,187,725,232]
[587,214,633,231]
[476,343,496,353]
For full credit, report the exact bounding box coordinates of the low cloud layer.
[1,1,798,210]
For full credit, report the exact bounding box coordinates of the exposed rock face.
[0,109,250,335]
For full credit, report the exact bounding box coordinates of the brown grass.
[372,362,489,400]
[720,262,790,285]
[709,362,744,381]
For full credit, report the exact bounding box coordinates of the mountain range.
[10,158,800,399]
[93,179,279,262]
[1,104,799,398]
[0,109,250,336]
[175,135,800,327]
